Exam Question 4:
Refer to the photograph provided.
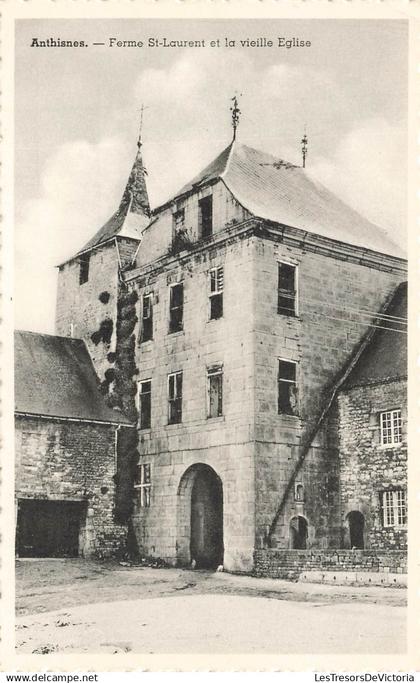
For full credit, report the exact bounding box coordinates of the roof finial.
[301,127,308,168]
[138,103,148,149]
[230,94,241,142]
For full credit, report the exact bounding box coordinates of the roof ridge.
[220,140,235,180]
[15,329,84,343]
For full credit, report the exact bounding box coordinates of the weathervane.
[230,94,241,142]
[301,129,308,168]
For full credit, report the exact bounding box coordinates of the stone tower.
[55,137,150,381]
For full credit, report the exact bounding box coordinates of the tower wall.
[252,235,406,550]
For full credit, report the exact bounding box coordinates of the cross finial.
[301,128,308,168]
[230,94,241,142]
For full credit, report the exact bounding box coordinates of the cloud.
[309,119,406,246]
[15,136,132,333]
[15,53,406,334]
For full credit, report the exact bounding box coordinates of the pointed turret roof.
[155,142,404,259]
[76,140,150,257]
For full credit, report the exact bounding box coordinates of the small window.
[295,483,304,502]
[168,371,183,424]
[169,283,184,334]
[134,463,151,508]
[278,262,297,316]
[208,366,223,418]
[173,208,185,232]
[381,489,407,527]
[140,293,153,343]
[79,254,90,285]
[380,409,402,446]
[199,195,213,239]
[138,380,151,430]
[209,267,224,320]
[278,359,298,416]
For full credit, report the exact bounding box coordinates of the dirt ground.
[16,559,407,655]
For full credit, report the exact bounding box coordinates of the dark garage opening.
[16,499,86,558]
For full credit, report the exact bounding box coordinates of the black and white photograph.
[3,7,415,669]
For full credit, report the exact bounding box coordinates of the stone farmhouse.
[15,126,407,575]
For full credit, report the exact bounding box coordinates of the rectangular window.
[138,380,151,430]
[208,366,223,418]
[173,208,185,232]
[168,371,183,424]
[134,463,151,508]
[209,267,224,320]
[382,489,407,527]
[278,262,297,316]
[380,409,402,445]
[199,195,213,239]
[140,293,153,343]
[278,359,298,416]
[169,283,184,333]
[79,254,90,285]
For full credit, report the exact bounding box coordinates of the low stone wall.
[253,549,407,581]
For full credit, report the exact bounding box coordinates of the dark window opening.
[278,262,297,316]
[140,294,153,342]
[169,283,184,333]
[168,371,183,424]
[139,380,151,429]
[79,254,90,285]
[208,367,223,418]
[199,195,213,239]
[278,359,298,416]
[209,267,224,320]
[295,483,304,502]
[173,208,185,232]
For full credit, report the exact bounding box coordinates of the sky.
[15,18,408,334]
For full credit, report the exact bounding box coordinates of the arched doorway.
[347,511,365,549]
[177,464,223,569]
[290,515,308,549]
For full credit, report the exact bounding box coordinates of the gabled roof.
[74,142,151,259]
[15,331,132,425]
[344,282,407,388]
[158,142,404,259]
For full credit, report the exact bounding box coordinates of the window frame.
[277,261,298,317]
[168,370,183,425]
[140,293,153,343]
[209,266,224,320]
[381,488,407,528]
[199,194,213,239]
[277,358,299,416]
[134,463,152,508]
[138,379,152,430]
[79,253,90,286]
[168,282,184,334]
[207,365,223,419]
[379,409,402,447]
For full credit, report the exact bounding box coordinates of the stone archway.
[289,515,308,549]
[177,463,224,569]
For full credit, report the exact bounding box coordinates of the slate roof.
[344,282,407,388]
[158,142,404,259]
[15,331,132,425]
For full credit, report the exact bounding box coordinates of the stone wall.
[252,234,405,550]
[254,548,407,580]
[337,379,407,550]
[15,416,127,557]
[131,230,257,572]
[56,243,119,382]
